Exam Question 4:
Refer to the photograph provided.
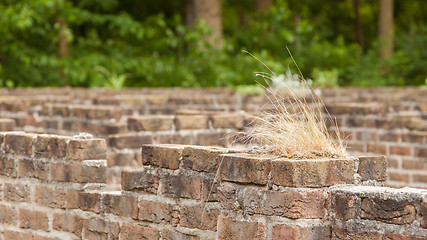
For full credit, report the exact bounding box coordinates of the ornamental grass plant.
[241,50,347,159]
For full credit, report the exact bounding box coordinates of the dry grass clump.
[242,51,346,159]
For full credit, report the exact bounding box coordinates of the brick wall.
[2,138,426,239]
[0,87,426,189]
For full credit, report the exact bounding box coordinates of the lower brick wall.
[1,139,427,239]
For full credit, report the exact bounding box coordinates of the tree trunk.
[378,0,393,59]
[353,0,364,51]
[185,0,223,48]
[254,0,273,12]
[57,17,68,59]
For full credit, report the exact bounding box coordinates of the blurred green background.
[0,0,426,88]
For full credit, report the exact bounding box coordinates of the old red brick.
[367,144,387,155]
[210,113,244,129]
[35,186,66,209]
[67,138,107,160]
[108,133,153,149]
[18,159,49,180]
[0,155,17,177]
[175,115,208,130]
[383,233,427,240]
[102,192,138,219]
[3,230,34,240]
[77,191,101,213]
[272,225,330,240]
[217,215,264,240]
[53,212,83,236]
[70,160,107,183]
[271,158,354,187]
[243,188,326,219]
[360,197,416,225]
[83,218,120,240]
[388,172,410,183]
[161,174,202,200]
[141,144,184,170]
[19,208,49,231]
[0,118,15,131]
[119,223,160,240]
[107,152,137,167]
[5,133,35,156]
[332,228,382,240]
[390,146,412,156]
[4,183,31,202]
[33,235,60,240]
[414,147,427,158]
[358,156,387,182]
[138,199,177,224]
[179,205,220,231]
[34,135,69,159]
[128,115,174,131]
[0,204,17,225]
[218,153,272,185]
[161,230,200,240]
[121,168,160,194]
[182,145,230,173]
[421,201,427,229]
[333,194,358,220]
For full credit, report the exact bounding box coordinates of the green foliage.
[0,0,426,88]
[235,84,265,96]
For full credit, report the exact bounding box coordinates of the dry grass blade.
[242,50,346,159]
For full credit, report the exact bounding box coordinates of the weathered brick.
[107,152,137,166]
[390,146,412,156]
[77,191,101,213]
[272,225,330,240]
[0,118,15,131]
[162,174,202,199]
[180,205,220,231]
[0,204,17,225]
[358,156,387,182]
[71,160,107,183]
[5,133,35,155]
[35,186,66,209]
[50,162,69,182]
[141,144,184,169]
[387,158,399,168]
[332,228,382,240]
[128,116,174,131]
[175,115,208,130]
[413,174,427,183]
[102,192,138,218]
[402,159,427,170]
[162,230,200,240]
[202,178,220,202]
[18,159,49,180]
[218,153,272,185]
[34,235,60,240]
[210,113,244,129]
[421,201,427,228]
[195,131,228,146]
[34,135,69,158]
[388,172,410,183]
[3,230,34,240]
[243,188,325,219]
[119,223,160,240]
[121,168,160,194]
[67,138,107,160]
[19,208,49,231]
[53,212,83,236]
[333,194,358,220]
[367,144,387,155]
[383,233,427,240]
[83,218,120,240]
[0,155,17,177]
[4,183,31,202]
[217,215,264,240]
[108,134,153,149]
[414,147,427,158]
[138,199,177,224]
[182,145,230,173]
[155,132,193,145]
[360,197,416,225]
[271,158,354,187]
